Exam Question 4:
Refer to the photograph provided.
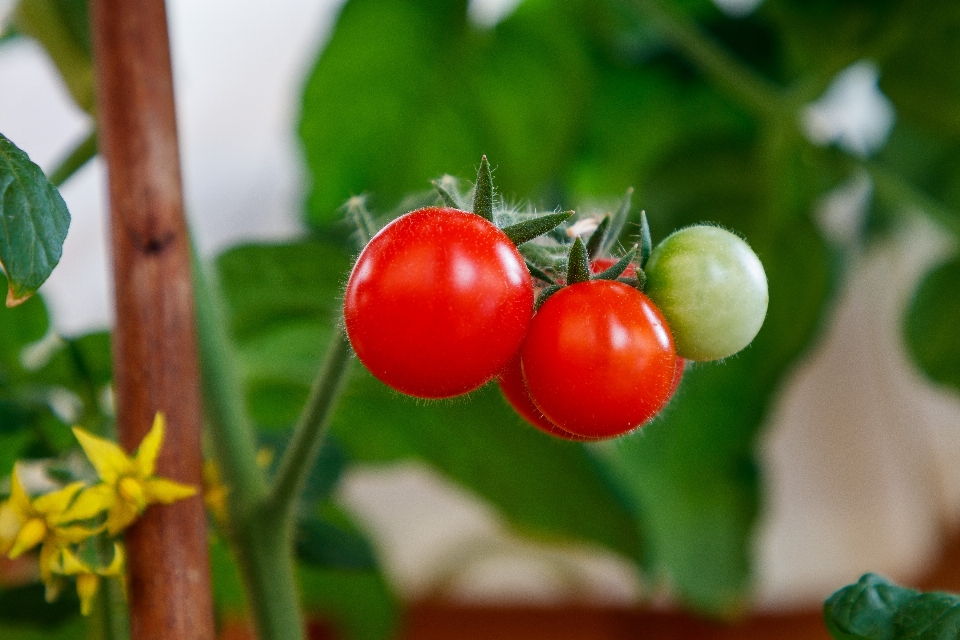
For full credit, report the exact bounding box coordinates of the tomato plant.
[520,279,677,439]
[644,226,768,362]
[344,207,534,398]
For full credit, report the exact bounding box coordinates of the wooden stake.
[90,1,215,639]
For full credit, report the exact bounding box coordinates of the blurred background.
[2,0,960,638]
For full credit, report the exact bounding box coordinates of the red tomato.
[521,280,677,438]
[344,207,533,398]
[497,353,595,441]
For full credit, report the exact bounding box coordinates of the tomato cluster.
[343,159,767,441]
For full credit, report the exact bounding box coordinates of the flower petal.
[135,413,165,478]
[34,482,85,518]
[60,484,115,523]
[55,524,103,544]
[73,428,131,484]
[8,466,33,520]
[57,546,90,576]
[143,478,197,505]
[101,542,124,577]
[105,501,140,536]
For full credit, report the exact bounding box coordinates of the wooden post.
[90,1,216,639]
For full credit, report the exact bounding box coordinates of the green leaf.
[500,211,572,246]
[905,258,960,393]
[298,564,398,640]
[296,517,377,571]
[299,0,594,227]
[824,573,960,640]
[0,134,71,305]
[12,0,94,113]
[0,583,81,630]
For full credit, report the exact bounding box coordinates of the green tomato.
[644,225,768,361]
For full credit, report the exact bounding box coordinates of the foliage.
[825,574,960,640]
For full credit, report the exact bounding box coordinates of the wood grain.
[90,1,215,638]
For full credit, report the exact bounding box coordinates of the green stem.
[191,246,305,640]
[87,577,129,640]
[267,332,353,519]
[630,0,791,118]
[49,130,97,187]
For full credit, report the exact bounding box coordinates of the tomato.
[520,280,677,439]
[644,225,768,361]
[344,207,533,398]
[497,353,594,441]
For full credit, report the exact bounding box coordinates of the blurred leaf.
[299,0,596,228]
[879,0,960,143]
[296,517,376,571]
[0,134,71,306]
[0,583,81,629]
[905,258,960,393]
[298,563,398,640]
[825,573,960,640]
[13,0,94,112]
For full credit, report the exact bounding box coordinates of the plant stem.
[267,332,353,519]
[191,248,306,640]
[630,0,791,118]
[49,129,97,187]
[88,577,130,640]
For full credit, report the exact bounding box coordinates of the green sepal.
[525,262,555,284]
[501,211,572,246]
[639,210,652,269]
[592,246,637,281]
[586,215,611,260]
[566,237,590,285]
[432,180,461,210]
[472,155,494,222]
[599,187,633,257]
[343,196,378,247]
[535,285,563,310]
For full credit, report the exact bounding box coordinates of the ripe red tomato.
[497,353,595,441]
[344,207,533,398]
[521,280,677,438]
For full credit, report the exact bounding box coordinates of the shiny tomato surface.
[497,353,593,441]
[344,207,533,398]
[520,280,677,438]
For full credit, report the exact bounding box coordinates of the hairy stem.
[267,332,353,519]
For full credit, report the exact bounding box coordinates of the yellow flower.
[4,467,101,584]
[71,412,198,535]
[51,543,124,615]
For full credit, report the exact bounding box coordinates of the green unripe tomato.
[644,225,768,361]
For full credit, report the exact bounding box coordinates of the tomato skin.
[497,353,595,441]
[344,207,533,398]
[520,280,677,439]
[644,226,768,361]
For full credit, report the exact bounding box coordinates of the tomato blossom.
[70,412,198,535]
[50,542,125,615]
